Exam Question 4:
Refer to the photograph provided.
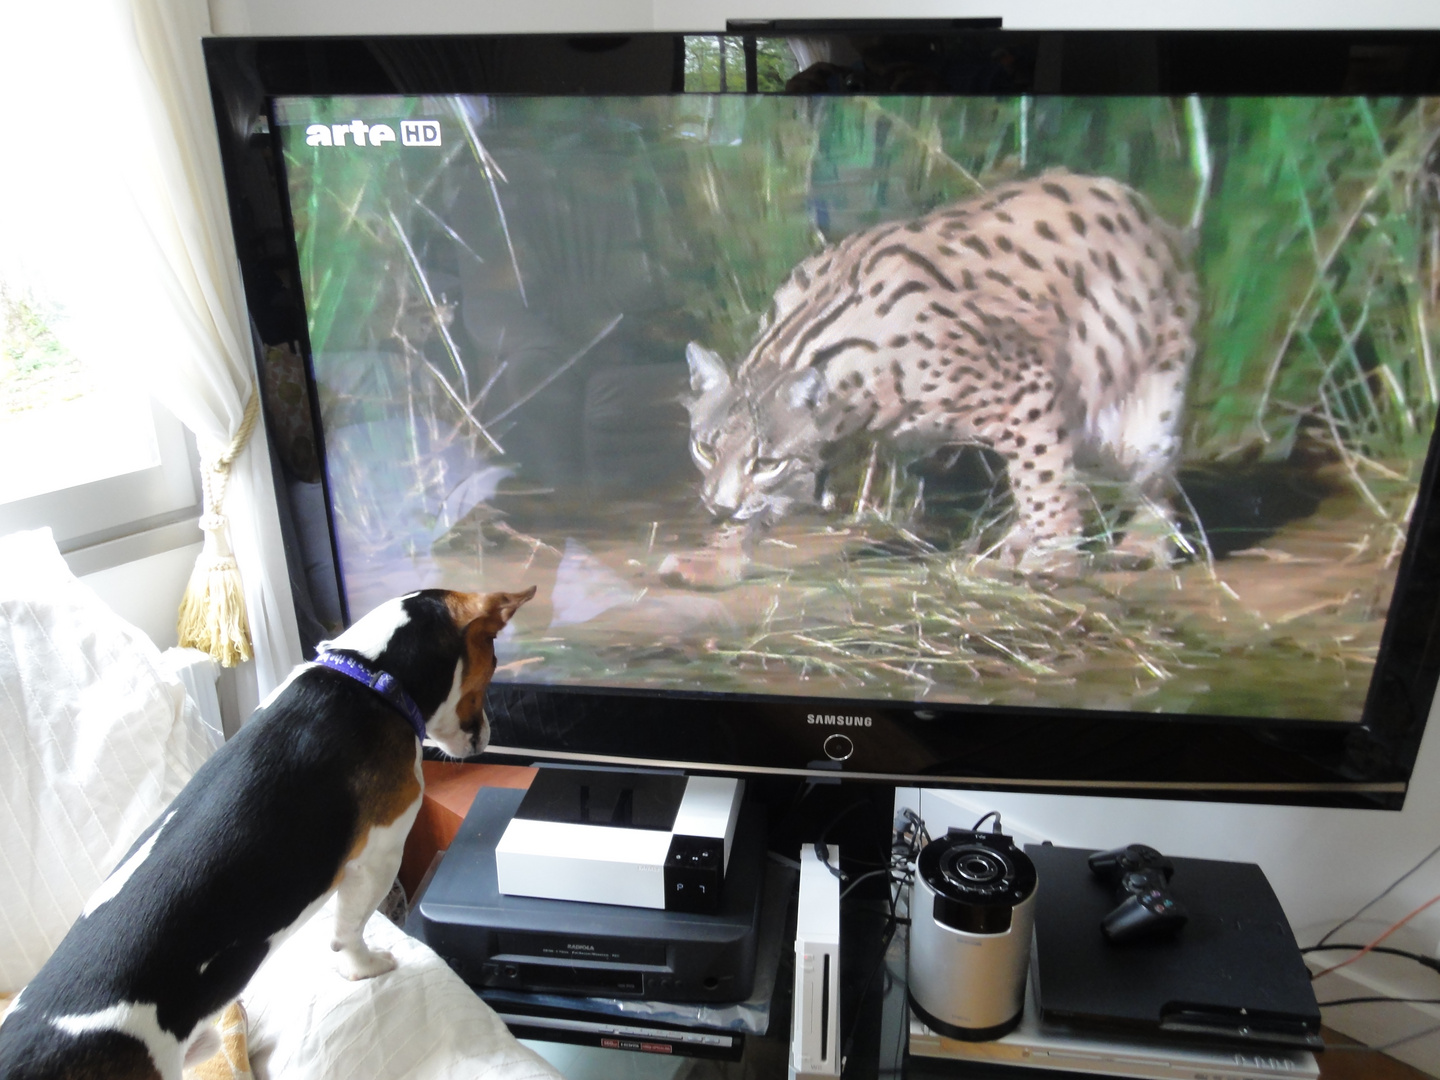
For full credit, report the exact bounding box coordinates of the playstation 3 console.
[496,768,744,914]
[1026,845,1321,1051]
[416,783,764,1004]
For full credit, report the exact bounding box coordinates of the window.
[0,269,199,566]
[0,12,201,570]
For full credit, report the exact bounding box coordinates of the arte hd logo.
[303,119,442,147]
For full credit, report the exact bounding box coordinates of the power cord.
[833,804,930,1076]
[1309,891,1440,980]
[1320,996,1440,1007]
[1301,943,1440,977]
[1313,837,1440,950]
[832,804,1014,1074]
[1322,1018,1440,1054]
[971,810,1003,833]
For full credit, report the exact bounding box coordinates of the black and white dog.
[0,587,534,1080]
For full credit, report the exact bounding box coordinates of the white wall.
[77,541,200,652]
[209,0,1440,35]
[657,0,1440,30]
[898,704,1440,1066]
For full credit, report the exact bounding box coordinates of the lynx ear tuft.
[686,342,731,396]
[786,367,828,412]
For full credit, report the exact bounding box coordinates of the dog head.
[326,586,536,757]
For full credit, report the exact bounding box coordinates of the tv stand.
[401,766,1407,1078]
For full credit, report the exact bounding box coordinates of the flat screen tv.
[205,30,1440,808]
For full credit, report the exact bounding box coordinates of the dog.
[0,586,534,1080]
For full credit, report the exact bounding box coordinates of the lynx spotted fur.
[684,171,1198,566]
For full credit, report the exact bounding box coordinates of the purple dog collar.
[312,650,428,743]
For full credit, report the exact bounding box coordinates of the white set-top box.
[495,768,744,914]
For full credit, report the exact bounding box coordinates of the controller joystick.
[1088,844,1188,943]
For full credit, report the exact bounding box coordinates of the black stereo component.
[416,785,764,1004]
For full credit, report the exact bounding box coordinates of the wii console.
[791,843,842,1080]
[495,768,744,914]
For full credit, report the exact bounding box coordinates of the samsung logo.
[303,120,442,147]
[807,714,873,727]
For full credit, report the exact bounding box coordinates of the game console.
[909,977,1320,1080]
[790,843,842,1079]
[1027,845,1321,1050]
[417,785,764,1004]
[495,768,743,914]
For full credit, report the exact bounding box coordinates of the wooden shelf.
[1319,1026,1431,1079]
[399,761,535,899]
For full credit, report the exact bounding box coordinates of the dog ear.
[471,585,537,635]
[448,586,537,636]
[455,587,536,732]
[455,622,492,735]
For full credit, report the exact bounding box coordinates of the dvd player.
[417,785,765,1003]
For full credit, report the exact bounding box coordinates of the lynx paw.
[658,526,750,589]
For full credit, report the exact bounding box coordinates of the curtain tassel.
[177,391,261,667]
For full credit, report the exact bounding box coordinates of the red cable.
[1312,892,1440,981]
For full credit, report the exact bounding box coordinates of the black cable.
[1314,837,1440,949]
[819,797,881,847]
[1301,943,1440,976]
[839,915,899,1077]
[971,810,1001,833]
[836,805,927,1076]
[840,868,907,901]
[814,840,845,884]
[1324,1018,1440,1053]
[816,797,894,881]
[1319,996,1440,1007]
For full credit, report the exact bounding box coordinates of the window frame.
[0,397,202,574]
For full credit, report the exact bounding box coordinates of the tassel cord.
[176,391,262,667]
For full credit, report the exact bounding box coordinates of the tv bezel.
[204,30,1440,809]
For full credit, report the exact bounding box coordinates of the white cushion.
[0,528,215,991]
[244,898,562,1080]
[0,529,560,1079]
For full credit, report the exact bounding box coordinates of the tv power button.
[823,733,854,761]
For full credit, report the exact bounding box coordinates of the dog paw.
[334,945,397,980]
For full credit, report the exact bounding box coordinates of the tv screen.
[205,32,1440,806]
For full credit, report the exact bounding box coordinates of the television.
[204,29,1440,809]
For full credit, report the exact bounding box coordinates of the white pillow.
[0,527,215,991]
[244,899,563,1080]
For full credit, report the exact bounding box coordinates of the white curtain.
[0,0,302,695]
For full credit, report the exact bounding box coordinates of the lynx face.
[685,342,828,525]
